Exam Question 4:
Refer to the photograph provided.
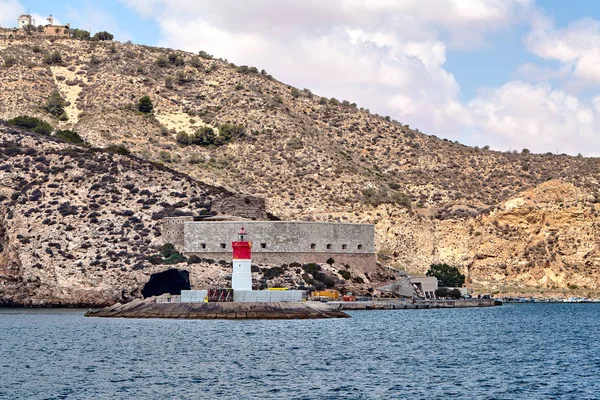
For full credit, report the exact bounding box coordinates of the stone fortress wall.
[162,219,376,269]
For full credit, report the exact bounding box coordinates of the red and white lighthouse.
[231,227,253,291]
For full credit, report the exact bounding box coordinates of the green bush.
[160,243,177,258]
[263,267,284,279]
[3,56,17,68]
[71,28,90,40]
[176,70,192,84]
[163,252,186,265]
[217,123,245,144]
[236,65,259,74]
[55,130,85,145]
[302,263,321,275]
[105,144,130,155]
[176,131,191,145]
[43,51,63,65]
[198,50,213,59]
[93,31,114,41]
[192,126,216,146]
[338,270,351,280]
[168,53,184,66]
[156,56,168,67]
[44,90,67,119]
[426,263,465,287]
[190,56,203,68]
[7,116,53,135]
[137,96,154,114]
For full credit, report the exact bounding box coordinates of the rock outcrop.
[0,123,254,306]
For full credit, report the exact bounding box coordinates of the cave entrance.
[141,269,191,298]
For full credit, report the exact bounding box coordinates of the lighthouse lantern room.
[231,227,253,291]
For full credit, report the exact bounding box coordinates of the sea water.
[1,303,599,399]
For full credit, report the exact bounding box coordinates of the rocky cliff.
[1,31,599,297]
[0,122,244,306]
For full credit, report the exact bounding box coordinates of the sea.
[1,303,599,399]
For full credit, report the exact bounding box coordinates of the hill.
[1,31,599,297]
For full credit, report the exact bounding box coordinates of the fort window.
[220,243,226,249]
[260,243,267,249]
[326,244,332,250]
[342,244,347,250]
[357,244,363,250]
[201,243,206,249]
[311,243,316,250]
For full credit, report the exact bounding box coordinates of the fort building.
[162,218,376,269]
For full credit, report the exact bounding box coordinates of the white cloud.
[0,0,24,28]
[525,17,600,84]
[468,81,599,155]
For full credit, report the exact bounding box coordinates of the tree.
[426,263,465,287]
[137,96,153,114]
[192,126,216,146]
[522,148,531,154]
[71,28,91,40]
[44,90,67,120]
[93,31,114,41]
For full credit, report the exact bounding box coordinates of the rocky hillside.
[0,122,236,306]
[1,31,599,296]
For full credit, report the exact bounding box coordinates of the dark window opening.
[326,244,332,250]
[342,244,347,250]
[201,243,206,249]
[310,243,316,250]
[260,243,267,249]
[357,244,363,250]
[220,243,226,249]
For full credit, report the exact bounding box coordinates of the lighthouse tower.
[231,227,253,291]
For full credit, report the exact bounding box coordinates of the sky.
[2,1,600,156]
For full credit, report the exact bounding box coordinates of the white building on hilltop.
[18,14,34,29]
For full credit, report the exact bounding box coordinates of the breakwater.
[332,298,499,310]
[85,297,350,319]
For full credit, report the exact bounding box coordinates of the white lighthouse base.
[232,259,253,291]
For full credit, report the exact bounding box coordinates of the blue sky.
[3,0,600,156]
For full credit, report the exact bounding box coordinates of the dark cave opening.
[141,269,191,298]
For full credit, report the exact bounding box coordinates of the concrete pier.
[331,299,499,310]
[84,297,351,319]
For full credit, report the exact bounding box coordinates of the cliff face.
[1,32,599,296]
[0,123,244,306]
